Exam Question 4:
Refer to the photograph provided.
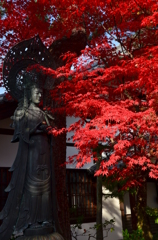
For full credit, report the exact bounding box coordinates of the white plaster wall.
[71,222,96,240]
[0,118,18,167]
[124,192,131,215]
[66,146,94,169]
[0,117,12,129]
[66,146,78,168]
[102,187,123,240]
[71,187,123,240]
[0,134,18,167]
[147,182,158,208]
[66,116,80,143]
[66,116,94,169]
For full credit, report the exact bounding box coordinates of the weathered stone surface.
[17,232,64,240]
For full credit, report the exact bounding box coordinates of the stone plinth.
[17,232,64,240]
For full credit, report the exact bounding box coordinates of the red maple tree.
[1,1,158,239]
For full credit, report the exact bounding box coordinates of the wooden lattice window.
[66,169,97,224]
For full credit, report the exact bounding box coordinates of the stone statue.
[0,77,56,239]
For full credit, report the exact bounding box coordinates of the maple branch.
[133,0,150,15]
[113,17,134,59]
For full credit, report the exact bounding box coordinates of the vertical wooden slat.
[87,173,90,215]
[83,171,86,217]
[79,171,81,211]
[66,169,97,223]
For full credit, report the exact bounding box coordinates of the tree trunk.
[96,159,103,240]
[136,182,153,240]
[129,193,137,230]
[44,91,71,240]
[52,112,71,240]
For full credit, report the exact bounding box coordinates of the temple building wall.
[0,118,18,167]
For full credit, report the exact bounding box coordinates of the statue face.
[31,87,42,104]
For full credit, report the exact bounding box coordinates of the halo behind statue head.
[3,35,55,101]
[23,68,45,90]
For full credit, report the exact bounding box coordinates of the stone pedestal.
[17,232,64,240]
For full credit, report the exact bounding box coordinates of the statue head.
[23,70,44,107]
[30,86,43,105]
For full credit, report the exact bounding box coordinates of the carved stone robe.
[0,105,53,239]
